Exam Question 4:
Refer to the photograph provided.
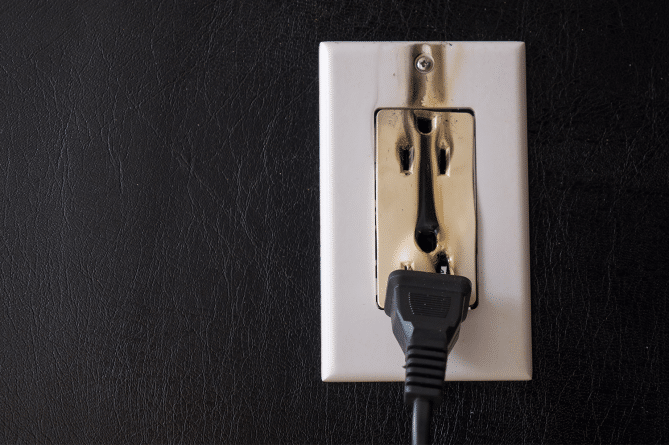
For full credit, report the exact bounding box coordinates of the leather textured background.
[1,1,667,443]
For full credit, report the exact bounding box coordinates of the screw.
[415,54,433,73]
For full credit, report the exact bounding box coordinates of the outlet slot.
[399,146,414,174]
[438,148,448,175]
[416,116,433,134]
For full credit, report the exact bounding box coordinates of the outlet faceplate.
[320,42,531,381]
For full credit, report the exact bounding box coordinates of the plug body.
[385,270,470,404]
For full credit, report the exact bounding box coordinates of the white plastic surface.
[320,42,531,381]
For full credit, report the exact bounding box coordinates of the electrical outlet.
[320,42,531,381]
[376,109,477,309]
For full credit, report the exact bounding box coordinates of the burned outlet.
[376,109,477,309]
[320,41,531,382]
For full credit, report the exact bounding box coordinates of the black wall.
[1,1,667,443]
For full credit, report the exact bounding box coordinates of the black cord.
[384,270,471,445]
[412,398,431,445]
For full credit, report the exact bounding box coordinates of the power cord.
[384,270,471,445]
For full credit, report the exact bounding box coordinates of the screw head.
[415,54,434,73]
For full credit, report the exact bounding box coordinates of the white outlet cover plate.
[320,42,531,381]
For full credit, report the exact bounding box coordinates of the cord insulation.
[412,398,431,445]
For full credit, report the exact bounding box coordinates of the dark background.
[1,1,667,443]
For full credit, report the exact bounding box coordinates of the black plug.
[384,269,471,445]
